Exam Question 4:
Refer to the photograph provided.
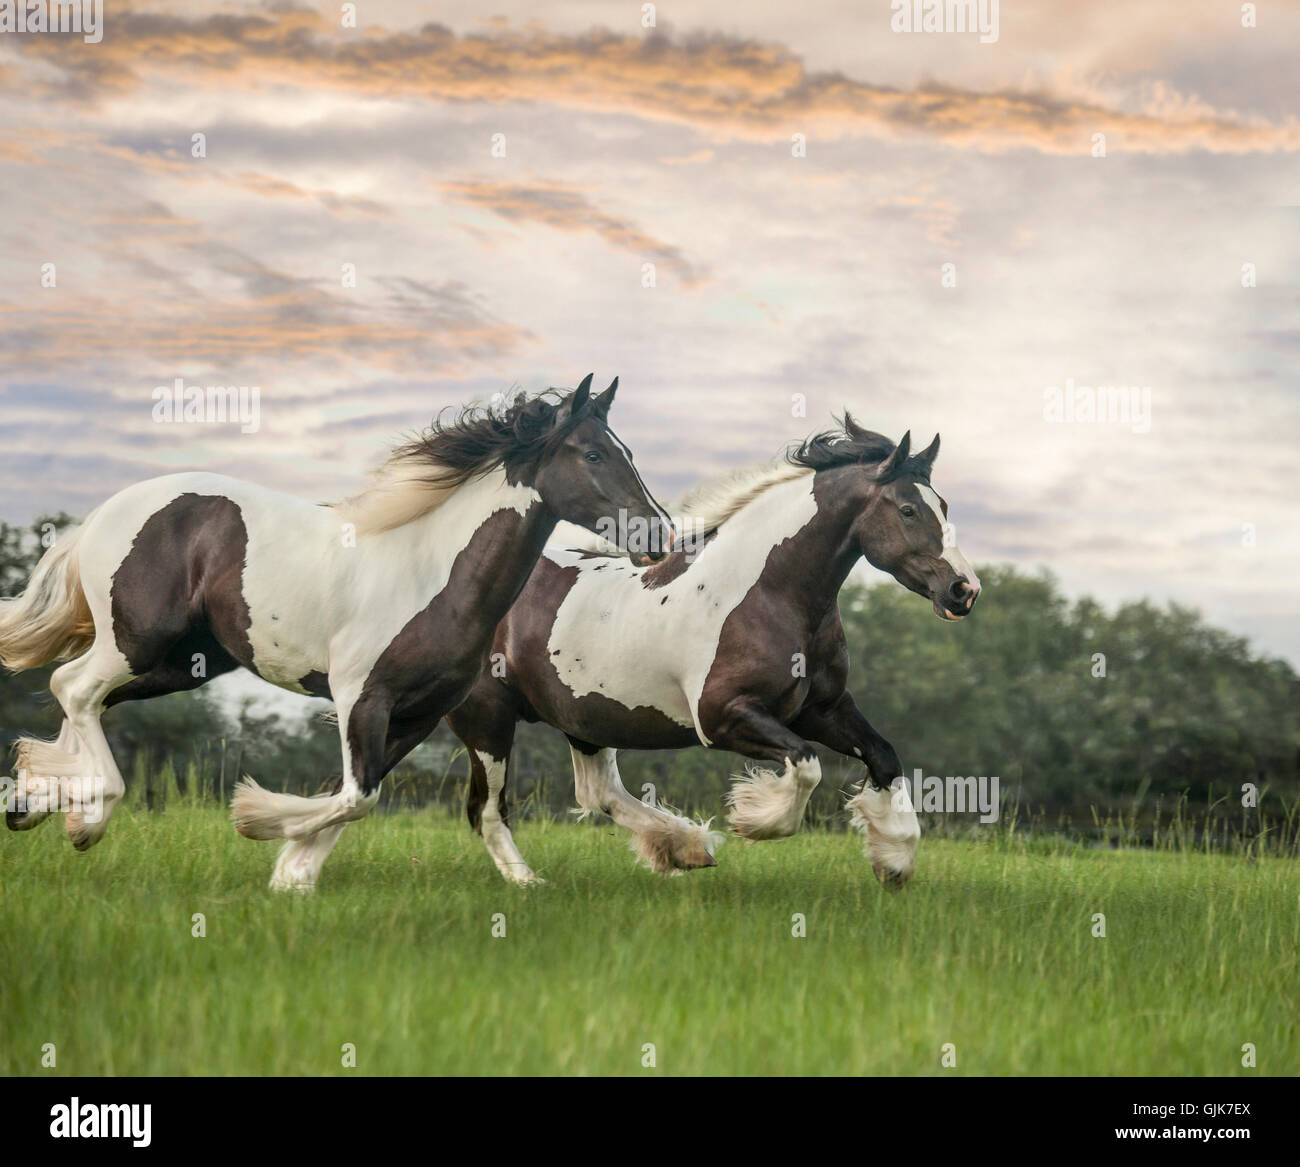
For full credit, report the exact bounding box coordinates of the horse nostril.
[950,578,975,606]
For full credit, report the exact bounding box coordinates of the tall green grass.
[1,806,1296,1075]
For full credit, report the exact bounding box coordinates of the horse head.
[533,375,674,563]
[849,425,981,620]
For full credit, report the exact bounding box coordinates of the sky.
[1,0,1298,684]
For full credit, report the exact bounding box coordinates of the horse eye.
[584,450,603,464]
[900,504,916,518]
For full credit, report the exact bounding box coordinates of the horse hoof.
[874,865,910,891]
[269,877,317,893]
[6,809,40,831]
[502,868,545,886]
[65,817,99,851]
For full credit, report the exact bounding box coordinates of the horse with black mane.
[0,376,673,890]
[445,417,981,886]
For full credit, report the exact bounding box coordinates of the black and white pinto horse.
[0,377,673,890]
[445,419,981,886]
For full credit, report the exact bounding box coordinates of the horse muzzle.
[933,575,980,620]
[630,522,675,566]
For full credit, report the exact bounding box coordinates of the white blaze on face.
[916,484,980,591]
[605,428,673,532]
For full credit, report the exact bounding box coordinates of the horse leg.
[474,750,542,883]
[233,689,388,889]
[10,609,238,839]
[269,822,347,892]
[447,706,538,878]
[446,698,539,883]
[706,699,823,841]
[568,743,718,873]
[792,692,919,886]
[6,719,76,831]
[103,628,238,707]
[14,642,134,850]
[268,706,440,891]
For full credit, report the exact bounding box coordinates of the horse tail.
[0,511,98,672]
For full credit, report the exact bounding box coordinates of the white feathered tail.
[0,515,97,672]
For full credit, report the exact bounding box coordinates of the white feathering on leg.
[726,756,821,840]
[847,778,920,885]
[629,809,722,874]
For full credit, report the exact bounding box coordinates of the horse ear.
[558,374,594,423]
[917,433,940,472]
[876,430,912,479]
[593,376,618,419]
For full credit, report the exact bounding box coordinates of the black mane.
[392,387,590,483]
[787,413,931,483]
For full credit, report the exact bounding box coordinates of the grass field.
[1,805,1296,1076]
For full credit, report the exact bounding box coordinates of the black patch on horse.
[109,493,255,676]
[298,670,332,698]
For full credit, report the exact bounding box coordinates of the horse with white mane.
[0,377,673,891]
[445,417,981,886]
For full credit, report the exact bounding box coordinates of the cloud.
[3,3,1298,671]
[1,205,533,377]
[15,13,1298,155]
[439,180,704,285]
[228,172,391,218]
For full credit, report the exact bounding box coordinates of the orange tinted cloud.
[15,13,1297,155]
[440,180,703,284]
[1,205,532,376]
[231,172,390,218]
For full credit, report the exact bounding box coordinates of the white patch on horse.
[916,483,980,591]
[545,474,821,745]
[475,750,541,884]
[240,469,540,690]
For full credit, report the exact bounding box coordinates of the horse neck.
[386,467,556,618]
[711,471,863,618]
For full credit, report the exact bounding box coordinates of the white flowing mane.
[676,459,812,533]
[547,459,813,555]
[327,389,590,536]
[548,459,813,555]
[328,452,468,537]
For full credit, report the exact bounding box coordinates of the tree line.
[2,515,1296,848]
